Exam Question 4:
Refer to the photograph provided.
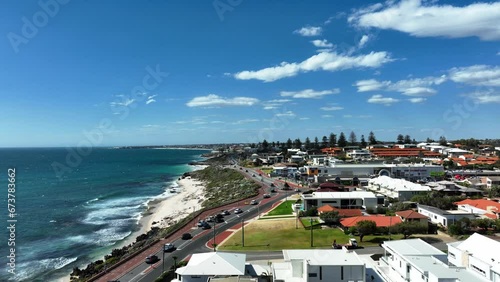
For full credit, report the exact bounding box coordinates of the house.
[454,199,500,219]
[447,233,500,281]
[367,176,431,201]
[395,210,428,223]
[340,215,402,228]
[173,252,247,282]
[317,204,363,217]
[427,180,484,197]
[378,238,489,282]
[272,249,366,282]
[417,204,476,228]
[485,177,500,189]
[301,191,384,211]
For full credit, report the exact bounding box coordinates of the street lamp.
[162,246,165,274]
[213,220,217,252]
[310,217,313,247]
[241,219,245,247]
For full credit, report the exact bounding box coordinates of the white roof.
[306,191,377,200]
[406,255,489,281]
[175,252,246,276]
[368,176,431,192]
[383,239,445,256]
[448,233,500,266]
[283,249,364,266]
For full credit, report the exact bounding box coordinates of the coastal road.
[108,187,289,282]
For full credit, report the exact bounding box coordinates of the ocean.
[0,147,209,282]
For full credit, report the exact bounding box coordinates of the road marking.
[177,240,191,250]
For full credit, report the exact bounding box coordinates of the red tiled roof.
[454,199,500,212]
[317,205,362,217]
[340,215,402,227]
[396,210,428,219]
[484,213,498,219]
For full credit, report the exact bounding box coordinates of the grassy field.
[264,200,296,216]
[300,217,321,228]
[219,219,403,251]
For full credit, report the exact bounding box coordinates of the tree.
[394,222,428,239]
[262,139,269,151]
[355,220,377,242]
[404,135,412,144]
[319,211,341,225]
[338,132,347,148]
[329,133,337,148]
[368,131,377,145]
[348,131,357,146]
[360,135,367,148]
[286,138,292,149]
[321,136,328,148]
[293,138,302,149]
[397,134,404,144]
[439,136,448,146]
[314,137,319,149]
[304,137,312,150]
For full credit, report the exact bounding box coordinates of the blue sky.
[1,0,499,147]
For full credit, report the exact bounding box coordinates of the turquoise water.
[0,147,208,281]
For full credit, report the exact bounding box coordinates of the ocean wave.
[8,256,78,281]
[67,227,132,247]
[83,207,142,225]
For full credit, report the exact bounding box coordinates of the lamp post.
[162,246,166,274]
[213,221,217,252]
[310,217,313,247]
[173,256,178,271]
[241,219,245,247]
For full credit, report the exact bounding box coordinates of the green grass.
[301,218,321,228]
[265,200,296,216]
[259,215,296,220]
[219,218,407,251]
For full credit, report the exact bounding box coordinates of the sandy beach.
[145,176,206,230]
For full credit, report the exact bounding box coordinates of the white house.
[417,204,476,227]
[173,252,246,282]
[448,233,500,281]
[301,191,383,210]
[378,238,489,282]
[367,176,431,201]
[272,249,365,282]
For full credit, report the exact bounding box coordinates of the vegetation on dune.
[190,166,261,209]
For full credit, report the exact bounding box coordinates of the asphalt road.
[113,166,290,282]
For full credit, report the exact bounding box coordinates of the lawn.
[219,218,406,251]
[265,200,296,216]
[300,217,321,228]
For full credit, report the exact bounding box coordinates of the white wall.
[180,275,210,282]
[306,264,365,282]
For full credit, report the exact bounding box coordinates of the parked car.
[222,210,230,215]
[145,255,159,264]
[197,220,205,227]
[163,243,175,252]
[263,194,271,198]
[250,200,258,205]
[202,222,212,229]
[234,208,243,214]
[181,233,192,240]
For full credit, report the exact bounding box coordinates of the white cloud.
[311,39,333,48]
[299,117,310,120]
[322,114,334,118]
[401,87,436,96]
[449,65,500,87]
[367,94,399,105]
[110,98,135,107]
[349,0,500,41]
[294,26,322,36]
[408,97,426,103]
[355,75,446,97]
[146,99,156,104]
[358,35,370,48]
[280,88,340,99]
[343,115,353,118]
[232,119,259,124]
[465,89,500,104]
[262,99,290,110]
[186,94,259,107]
[275,111,296,117]
[320,106,344,111]
[235,51,393,82]
[147,94,157,100]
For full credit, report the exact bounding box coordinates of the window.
[319,266,322,280]
[341,266,344,280]
[308,273,317,277]
[191,276,201,278]
[471,264,486,276]
[449,252,455,259]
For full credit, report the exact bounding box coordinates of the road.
[103,166,290,282]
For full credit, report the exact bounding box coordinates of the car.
[206,216,214,222]
[222,210,230,215]
[163,243,175,252]
[250,200,258,205]
[263,194,271,198]
[245,169,248,172]
[234,208,243,214]
[145,255,159,264]
[201,222,212,229]
[181,233,192,240]
[252,174,256,177]
[270,183,275,187]
[197,220,205,227]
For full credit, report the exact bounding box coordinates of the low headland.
[70,154,260,282]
